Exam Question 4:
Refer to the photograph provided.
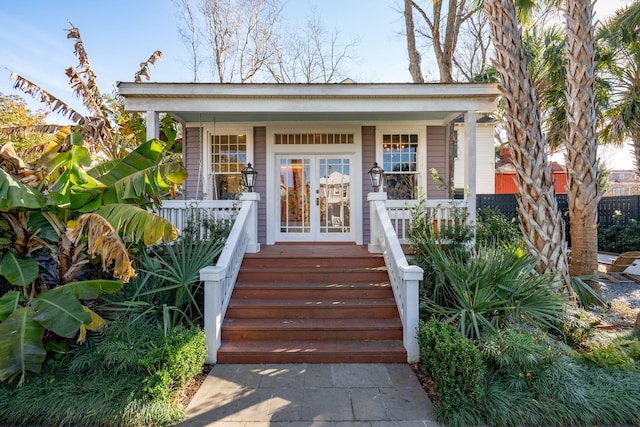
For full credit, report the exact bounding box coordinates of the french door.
[277,155,353,241]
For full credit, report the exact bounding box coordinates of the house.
[495,147,568,194]
[118,82,500,245]
[117,82,500,363]
[605,170,640,196]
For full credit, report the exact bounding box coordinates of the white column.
[464,111,477,228]
[367,192,387,253]
[240,192,261,253]
[146,110,160,140]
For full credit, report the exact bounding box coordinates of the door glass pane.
[280,158,311,233]
[318,158,350,233]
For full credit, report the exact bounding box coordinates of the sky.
[0,0,634,168]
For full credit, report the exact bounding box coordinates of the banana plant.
[0,130,185,384]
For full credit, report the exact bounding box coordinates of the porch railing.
[187,194,260,364]
[369,193,423,363]
[385,199,469,243]
[156,199,238,240]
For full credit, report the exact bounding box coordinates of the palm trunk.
[564,0,601,289]
[484,0,572,293]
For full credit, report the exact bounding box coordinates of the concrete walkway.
[179,364,440,426]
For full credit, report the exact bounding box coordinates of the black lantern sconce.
[368,162,384,192]
[241,163,258,192]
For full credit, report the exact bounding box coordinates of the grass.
[0,361,184,426]
[0,323,206,427]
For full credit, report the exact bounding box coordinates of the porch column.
[146,110,160,140]
[367,191,387,253]
[464,110,477,228]
[240,192,261,253]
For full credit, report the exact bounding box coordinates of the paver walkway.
[179,364,440,426]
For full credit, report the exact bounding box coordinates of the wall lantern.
[368,162,384,192]
[241,163,258,192]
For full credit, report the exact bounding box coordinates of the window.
[211,134,247,199]
[382,133,418,200]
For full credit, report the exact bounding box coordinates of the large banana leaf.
[61,280,124,299]
[0,292,22,322]
[31,288,91,338]
[46,162,106,210]
[94,204,178,245]
[0,169,45,211]
[88,139,187,206]
[0,307,46,382]
[0,252,39,287]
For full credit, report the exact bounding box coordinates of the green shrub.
[417,319,485,426]
[140,326,207,400]
[598,220,640,253]
[417,241,566,340]
[475,208,523,249]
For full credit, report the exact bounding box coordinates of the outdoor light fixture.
[241,163,258,192]
[368,162,384,192]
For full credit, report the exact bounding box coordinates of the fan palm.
[598,6,640,174]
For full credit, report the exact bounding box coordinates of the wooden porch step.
[216,340,407,364]
[237,267,388,282]
[241,255,385,268]
[221,318,403,341]
[218,244,407,364]
[225,297,399,319]
[232,281,393,299]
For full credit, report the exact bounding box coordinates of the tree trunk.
[484,0,572,293]
[564,0,601,289]
[405,0,424,83]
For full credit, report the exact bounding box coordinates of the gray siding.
[426,125,448,199]
[362,126,376,245]
[254,126,267,244]
[183,127,203,199]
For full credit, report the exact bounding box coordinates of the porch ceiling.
[117,82,500,124]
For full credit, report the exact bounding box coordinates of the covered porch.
[118,82,500,363]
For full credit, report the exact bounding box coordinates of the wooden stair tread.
[228,298,397,307]
[217,340,407,363]
[234,281,391,288]
[223,317,402,329]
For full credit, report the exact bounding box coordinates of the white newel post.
[401,265,422,363]
[368,192,387,253]
[200,266,225,364]
[240,192,260,253]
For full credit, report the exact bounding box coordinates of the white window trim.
[202,124,254,200]
[375,125,427,198]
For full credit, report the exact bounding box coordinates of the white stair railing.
[199,193,260,364]
[368,192,423,363]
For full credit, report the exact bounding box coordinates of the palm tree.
[563,0,600,281]
[598,6,640,174]
[483,0,572,292]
